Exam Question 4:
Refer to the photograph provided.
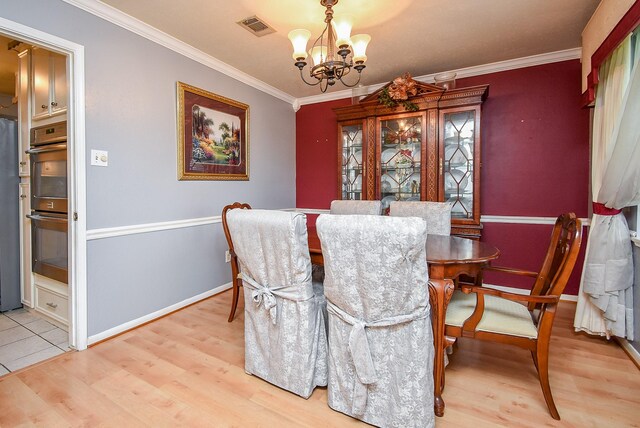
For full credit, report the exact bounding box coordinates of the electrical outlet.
[225,250,231,263]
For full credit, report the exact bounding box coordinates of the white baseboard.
[617,338,640,368]
[87,282,232,345]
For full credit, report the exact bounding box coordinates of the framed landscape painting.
[177,82,249,180]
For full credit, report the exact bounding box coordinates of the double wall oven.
[27,121,68,284]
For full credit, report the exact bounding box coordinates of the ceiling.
[99,0,600,99]
[2,1,601,100]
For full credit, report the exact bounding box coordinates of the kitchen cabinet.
[19,182,33,308]
[31,48,67,121]
[335,80,488,238]
[34,274,68,327]
[17,49,30,176]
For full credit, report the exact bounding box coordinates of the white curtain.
[574,33,640,340]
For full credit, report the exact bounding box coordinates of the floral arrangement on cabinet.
[378,73,419,111]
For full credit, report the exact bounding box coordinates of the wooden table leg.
[428,277,454,417]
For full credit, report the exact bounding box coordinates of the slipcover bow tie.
[327,301,429,416]
[239,273,314,325]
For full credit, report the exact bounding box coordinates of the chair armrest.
[460,285,559,304]
[484,265,538,278]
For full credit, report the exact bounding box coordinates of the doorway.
[0,17,87,356]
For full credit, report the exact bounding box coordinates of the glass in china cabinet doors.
[340,123,364,200]
[443,110,476,219]
[379,115,423,213]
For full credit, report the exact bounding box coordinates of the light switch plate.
[91,149,108,167]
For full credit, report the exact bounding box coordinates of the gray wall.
[0,94,17,118]
[1,0,296,335]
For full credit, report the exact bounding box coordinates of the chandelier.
[287,0,371,93]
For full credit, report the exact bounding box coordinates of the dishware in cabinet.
[377,112,431,213]
[440,106,481,226]
[338,120,367,200]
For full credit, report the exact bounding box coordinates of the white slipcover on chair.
[389,201,452,236]
[317,214,435,427]
[329,200,382,215]
[226,209,327,398]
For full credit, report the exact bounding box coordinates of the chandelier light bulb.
[332,14,353,48]
[288,29,311,61]
[350,34,371,63]
[310,45,328,67]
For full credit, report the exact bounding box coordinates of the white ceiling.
[98,0,600,99]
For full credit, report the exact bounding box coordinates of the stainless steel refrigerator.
[0,117,21,312]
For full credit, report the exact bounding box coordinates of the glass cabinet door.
[379,114,423,213]
[340,123,364,200]
[442,109,477,220]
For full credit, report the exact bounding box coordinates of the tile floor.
[0,308,69,375]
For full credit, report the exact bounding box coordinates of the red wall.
[295,60,590,294]
[457,60,589,217]
[296,98,351,208]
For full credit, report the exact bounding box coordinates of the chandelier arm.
[336,71,363,88]
[298,67,323,87]
[312,25,329,64]
[319,78,330,93]
[334,62,350,80]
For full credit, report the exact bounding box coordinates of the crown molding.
[295,47,582,107]
[62,0,296,105]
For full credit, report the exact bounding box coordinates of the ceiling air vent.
[237,16,276,37]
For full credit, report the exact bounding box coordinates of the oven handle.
[35,136,67,145]
[26,143,67,155]
[26,213,68,223]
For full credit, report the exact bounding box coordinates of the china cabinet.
[335,80,488,238]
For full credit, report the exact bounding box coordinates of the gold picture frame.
[177,82,249,180]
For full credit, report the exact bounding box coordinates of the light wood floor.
[1,291,638,427]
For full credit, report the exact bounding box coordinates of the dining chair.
[317,214,444,427]
[221,202,251,322]
[329,199,382,215]
[226,209,328,398]
[444,213,582,420]
[389,201,452,235]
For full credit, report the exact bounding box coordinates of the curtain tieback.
[326,301,429,416]
[239,273,314,325]
[592,202,621,216]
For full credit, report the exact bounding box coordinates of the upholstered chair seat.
[226,209,328,399]
[446,291,539,339]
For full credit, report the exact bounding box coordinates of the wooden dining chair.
[221,202,251,322]
[389,201,452,235]
[444,213,582,420]
[329,200,382,215]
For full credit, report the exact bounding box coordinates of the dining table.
[307,227,500,417]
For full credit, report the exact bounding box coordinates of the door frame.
[0,17,87,350]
